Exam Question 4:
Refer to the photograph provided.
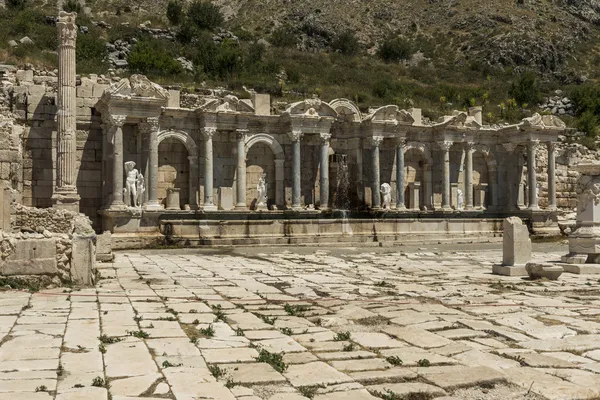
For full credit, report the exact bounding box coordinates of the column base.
[465,205,475,211]
[235,204,248,211]
[52,191,81,212]
[441,206,452,211]
[109,202,128,211]
[528,205,541,211]
[203,204,218,212]
[291,205,303,211]
[143,202,163,211]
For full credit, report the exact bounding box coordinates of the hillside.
[4,0,600,135]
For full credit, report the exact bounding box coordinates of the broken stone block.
[525,263,563,280]
[503,216,531,266]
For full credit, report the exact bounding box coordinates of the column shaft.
[140,118,161,210]
[235,130,248,209]
[528,141,539,210]
[371,137,383,209]
[291,135,302,209]
[203,128,217,210]
[396,142,406,209]
[319,135,330,209]
[548,142,557,209]
[53,12,79,210]
[465,144,474,210]
[440,141,452,210]
[110,122,124,208]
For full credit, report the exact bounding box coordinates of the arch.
[474,144,496,169]
[157,129,198,158]
[329,98,362,122]
[404,141,432,164]
[245,133,284,159]
[244,133,285,208]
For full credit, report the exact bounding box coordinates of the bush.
[509,71,540,107]
[63,0,82,13]
[187,1,223,31]
[332,30,360,56]
[128,39,183,76]
[76,29,107,73]
[167,0,184,25]
[378,36,413,62]
[6,0,27,10]
[577,110,598,138]
[270,25,297,48]
[571,84,600,117]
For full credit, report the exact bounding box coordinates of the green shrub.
[63,0,82,13]
[76,29,107,74]
[509,71,540,107]
[270,25,297,48]
[577,110,598,138]
[6,0,27,10]
[378,36,413,62]
[167,0,185,25]
[332,30,360,56]
[187,1,224,31]
[128,38,183,76]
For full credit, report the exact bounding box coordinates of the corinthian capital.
[103,114,126,130]
[319,133,332,143]
[138,117,159,134]
[464,142,475,151]
[288,130,303,142]
[202,127,217,138]
[370,136,384,147]
[528,139,540,152]
[547,141,557,154]
[437,140,453,151]
[236,129,249,140]
[57,12,77,45]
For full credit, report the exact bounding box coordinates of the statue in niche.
[380,183,392,209]
[136,172,146,207]
[124,161,141,207]
[257,173,268,206]
[457,189,464,210]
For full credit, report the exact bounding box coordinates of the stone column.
[371,136,383,210]
[53,12,80,211]
[141,117,161,210]
[547,142,557,210]
[289,130,303,210]
[101,120,112,208]
[527,140,540,210]
[275,159,285,209]
[439,141,453,210]
[319,133,331,210]
[396,139,406,210]
[464,142,474,210]
[109,115,126,209]
[202,128,217,211]
[188,155,198,209]
[235,129,248,210]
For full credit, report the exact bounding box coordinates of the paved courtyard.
[2,243,600,400]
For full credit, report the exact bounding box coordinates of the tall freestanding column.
[202,128,217,211]
[527,140,540,210]
[371,136,383,209]
[319,133,331,210]
[235,129,248,210]
[53,11,80,211]
[141,117,161,210]
[464,142,474,210]
[547,142,557,210]
[396,139,406,210]
[289,130,303,210]
[439,141,453,210]
[109,115,126,209]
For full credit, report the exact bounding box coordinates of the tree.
[332,30,360,56]
[166,0,184,25]
[378,37,413,62]
[509,71,540,107]
[187,1,223,31]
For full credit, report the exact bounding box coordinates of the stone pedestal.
[166,188,181,210]
[494,216,531,276]
[474,183,488,209]
[71,234,95,285]
[563,163,600,268]
[408,182,421,210]
[218,187,233,211]
[96,231,113,262]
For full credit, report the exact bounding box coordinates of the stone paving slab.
[4,245,600,400]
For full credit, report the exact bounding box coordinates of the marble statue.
[124,161,141,207]
[381,183,392,209]
[257,173,268,206]
[457,189,464,210]
[136,172,145,207]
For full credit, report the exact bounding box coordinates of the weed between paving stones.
[334,331,351,341]
[256,349,288,372]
